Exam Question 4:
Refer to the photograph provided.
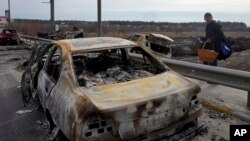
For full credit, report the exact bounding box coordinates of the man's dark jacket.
[205,21,224,52]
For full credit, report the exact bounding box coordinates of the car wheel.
[45,110,56,131]
[21,72,32,106]
[6,39,11,45]
[1,41,6,46]
[53,130,69,141]
[45,110,69,141]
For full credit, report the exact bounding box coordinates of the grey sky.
[1,0,250,26]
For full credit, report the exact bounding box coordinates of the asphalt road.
[0,45,48,141]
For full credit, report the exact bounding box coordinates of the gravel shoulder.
[179,50,250,140]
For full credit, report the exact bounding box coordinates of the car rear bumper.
[78,104,202,141]
[133,104,203,141]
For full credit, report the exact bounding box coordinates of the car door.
[37,45,62,107]
[21,45,53,106]
[28,45,50,89]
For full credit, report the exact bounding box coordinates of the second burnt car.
[37,27,84,40]
[21,37,202,141]
[128,33,174,58]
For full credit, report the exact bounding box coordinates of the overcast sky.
[1,0,250,26]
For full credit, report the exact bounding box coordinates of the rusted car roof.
[57,37,137,52]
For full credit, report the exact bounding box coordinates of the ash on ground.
[205,109,231,120]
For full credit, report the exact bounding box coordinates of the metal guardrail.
[130,54,250,108]
[20,36,250,108]
[162,58,250,109]
[161,58,250,91]
[20,35,53,45]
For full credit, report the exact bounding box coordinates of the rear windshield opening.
[72,47,166,87]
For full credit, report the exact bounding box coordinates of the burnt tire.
[53,130,69,141]
[45,110,56,131]
[21,72,32,106]
[45,110,69,141]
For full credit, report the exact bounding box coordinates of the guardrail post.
[248,91,250,110]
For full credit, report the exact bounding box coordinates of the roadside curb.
[200,99,250,122]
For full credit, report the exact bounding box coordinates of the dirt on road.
[0,45,49,141]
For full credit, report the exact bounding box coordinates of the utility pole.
[97,0,102,37]
[42,0,55,31]
[50,0,55,32]
[8,0,11,25]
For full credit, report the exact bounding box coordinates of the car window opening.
[72,47,166,87]
[150,42,171,54]
[46,47,61,82]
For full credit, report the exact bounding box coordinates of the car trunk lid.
[80,71,199,112]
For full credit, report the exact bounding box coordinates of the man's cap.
[204,12,212,17]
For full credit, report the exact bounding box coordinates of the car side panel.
[37,70,56,108]
[45,75,72,137]
[39,43,85,140]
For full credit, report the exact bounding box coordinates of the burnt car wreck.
[37,27,84,40]
[0,28,21,45]
[21,37,202,141]
[128,33,174,58]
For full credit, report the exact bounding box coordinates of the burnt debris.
[73,47,166,87]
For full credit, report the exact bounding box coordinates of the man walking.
[203,12,224,66]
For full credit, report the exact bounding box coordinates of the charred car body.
[37,27,84,40]
[128,33,174,58]
[21,37,202,141]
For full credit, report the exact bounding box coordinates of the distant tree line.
[12,19,250,36]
